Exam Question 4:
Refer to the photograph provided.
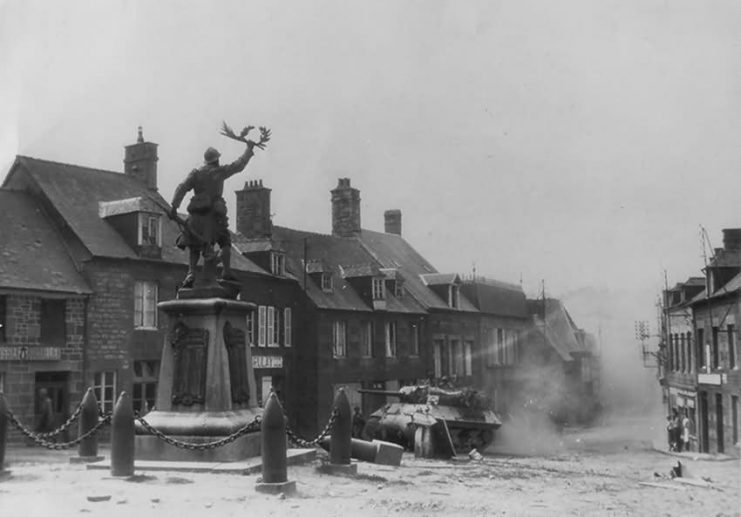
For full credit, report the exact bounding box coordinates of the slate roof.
[690,271,741,303]
[267,226,431,314]
[527,298,584,361]
[460,278,528,319]
[420,273,460,286]
[4,156,266,275]
[357,229,479,312]
[0,190,91,295]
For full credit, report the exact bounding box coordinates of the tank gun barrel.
[356,389,403,397]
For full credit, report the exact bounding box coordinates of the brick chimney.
[236,179,272,239]
[384,209,402,235]
[124,126,158,190]
[331,178,361,237]
[722,228,741,251]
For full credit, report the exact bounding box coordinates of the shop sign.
[252,355,283,369]
[0,346,61,361]
[697,373,723,385]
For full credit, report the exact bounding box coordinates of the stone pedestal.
[135,297,262,462]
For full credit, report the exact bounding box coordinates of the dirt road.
[1,416,738,517]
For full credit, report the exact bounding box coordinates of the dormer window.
[139,213,161,246]
[321,273,334,292]
[372,277,386,300]
[270,252,285,276]
[448,284,460,308]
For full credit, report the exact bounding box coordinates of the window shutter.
[267,306,275,346]
[258,306,266,346]
[284,308,292,347]
[134,282,143,327]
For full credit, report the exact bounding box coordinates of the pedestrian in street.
[352,406,366,439]
[680,410,692,452]
[35,388,55,436]
[667,408,680,452]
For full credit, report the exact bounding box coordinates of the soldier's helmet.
[204,147,221,164]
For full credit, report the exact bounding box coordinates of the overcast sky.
[2,1,739,375]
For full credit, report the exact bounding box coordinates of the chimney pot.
[236,181,272,239]
[331,178,361,237]
[722,228,741,251]
[124,126,158,190]
[384,209,402,235]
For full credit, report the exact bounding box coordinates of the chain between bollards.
[5,411,111,450]
[135,415,263,450]
[285,407,339,448]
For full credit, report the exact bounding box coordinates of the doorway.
[716,393,724,454]
[699,391,709,452]
[34,371,70,439]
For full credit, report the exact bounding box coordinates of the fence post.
[326,388,357,475]
[0,393,8,475]
[72,388,103,463]
[110,391,135,477]
[255,392,295,495]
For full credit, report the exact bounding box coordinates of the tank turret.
[357,384,501,457]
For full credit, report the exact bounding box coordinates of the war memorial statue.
[169,122,271,291]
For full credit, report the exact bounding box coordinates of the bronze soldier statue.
[170,123,270,288]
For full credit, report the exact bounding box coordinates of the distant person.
[680,410,692,452]
[352,406,366,439]
[666,409,680,452]
[35,388,55,436]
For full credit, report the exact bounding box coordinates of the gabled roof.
[266,226,428,313]
[340,263,381,279]
[0,190,91,295]
[420,273,460,286]
[460,278,528,319]
[691,271,741,303]
[4,156,266,275]
[357,229,478,312]
[527,298,585,361]
[230,234,285,254]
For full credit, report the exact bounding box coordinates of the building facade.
[0,131,291,441]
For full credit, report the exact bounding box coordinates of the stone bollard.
[325,388,357,475]
[255,392,296,495]
[71,388,103,463]
[110,391,135,477]
[0,393,8,476]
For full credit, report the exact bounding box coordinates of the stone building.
[460,277,530,415]
[0,130,286,441]
[688,229,741,455]
[662,277,705,429]
[519,298,601,425]
[232,178,484,436]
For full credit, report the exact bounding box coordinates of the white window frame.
[496,328,504,365]
[271,253,285,276]
[448,284,460,308]
[137,213,161,246]
[134,281,158,329]
[0,371,4,393]
[267,306,276,347]
[385,321,397,358]
[284,308,292,347]
[410,322,420,357]
[321,273,333,292]
[333,320,347,358]
[246,311,256,347]
[433,339,443,378]
[372,278,386,300]
[93,371,116,414]
[258,306,267,347]
[464,341,473,376]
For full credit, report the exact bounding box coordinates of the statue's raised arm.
[168,121,271,294]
